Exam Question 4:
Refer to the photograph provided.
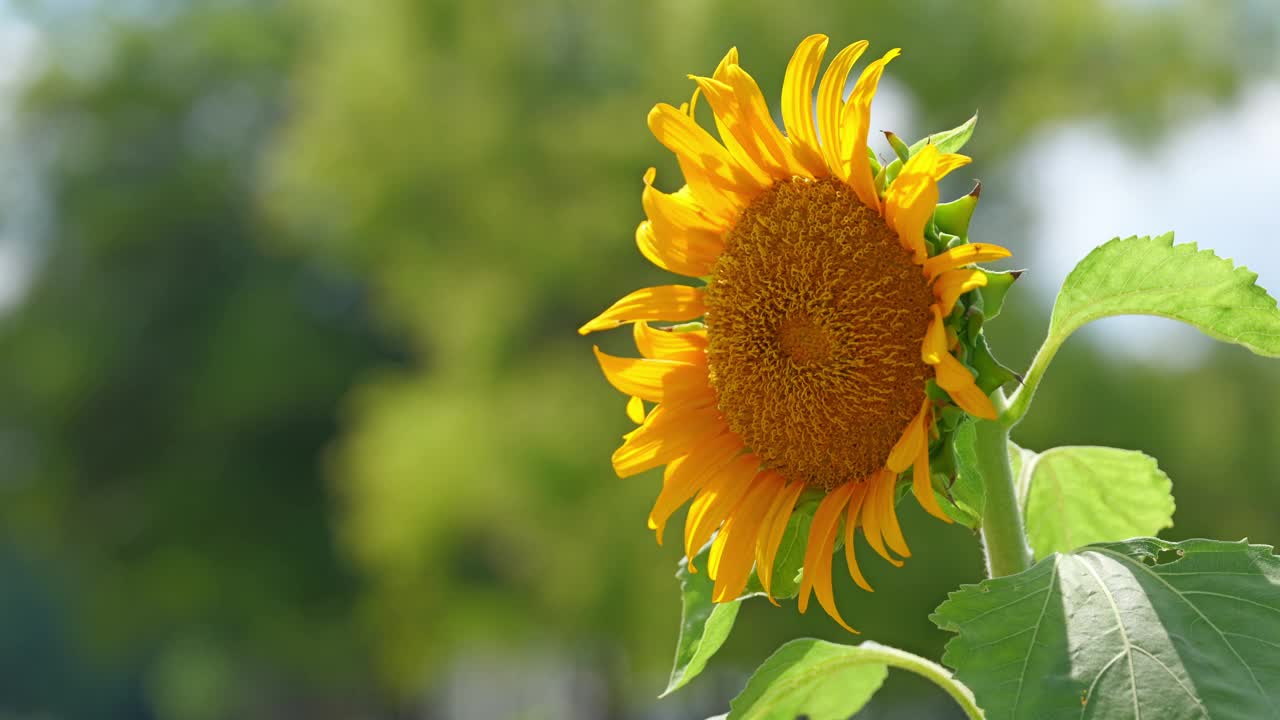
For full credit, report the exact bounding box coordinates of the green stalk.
[1000,333,1061,428]
[858,642,987,719]
[975,390,1032,577]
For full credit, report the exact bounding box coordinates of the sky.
[1016,83,1280,366]
[0,2,39,310]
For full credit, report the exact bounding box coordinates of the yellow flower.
[579,36,1010,631]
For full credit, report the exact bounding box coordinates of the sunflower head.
[580,35,1014,631]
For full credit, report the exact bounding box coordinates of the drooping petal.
[683,453,761,572]
[922,304,948,365]
[633,320,708,362]
[912,435,952,523]
[886,398,930,473]
[797,481,858,632]
[922,243,1012,279]
[933,268,987,315]
[840,47,901,207]
[579,285,705,335]
[934,352,997,420]
[753,475,806,603]
[883,144,941,264]
[648,431,744,541]
[781,34,830,177]
[591,347,710,403]
[815,41,869,176]
[858,470,902,567]
[709,470,787,602]
[612,404,723,477]
[843,482,874,592]
[872,469,911,560]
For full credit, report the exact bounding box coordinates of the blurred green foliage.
[0,0,1276,717]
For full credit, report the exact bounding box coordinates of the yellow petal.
[933,152,972,180]
[815,41,869,177]
[690,74,775,187]
[752,475,806,603]
[922,304,948,365]
[933,268,987,315]
[633,320,708,362]
[683,453,760,572]
[934,352,997,420]
[611,404,722,478]
[591,346,709,403]
[647,103,763,201]
[912,434,952,523]
[873,470,911,560]
[843,483,874,592]
[727,63,804,176]
[579,285,705,335]
[648,432,743,542]
[858,469,902,567]
[922,243,1012,279]
[840,47,900,207]
[886,398,930,473]
[626,395,646,424]
[883,143,940,264]
[638,169,726,277]
[710,470,785,602]
[781,34,830,178]
[797,481,859,633]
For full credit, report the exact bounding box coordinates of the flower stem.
[999,333,1061,428]
[975,390,1032,578]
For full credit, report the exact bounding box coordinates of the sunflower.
[579,35,1011,631]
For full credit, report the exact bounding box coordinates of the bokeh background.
[0,1,1277,718]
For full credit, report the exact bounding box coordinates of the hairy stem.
[976,390,1033,577]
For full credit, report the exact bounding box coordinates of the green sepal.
[881,113,978,183]
[969,333,1018,394]
[872,162,888,196]
[941,419,986,527]
[933,182,980,240]
[935,405,967,432]
[976,269,1021,321]
[884,131,911,164]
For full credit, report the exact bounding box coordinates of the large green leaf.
[932,538,1280,720]
[1015,445,1175,559]
[1048,233,1280,357]
[726,639,984,720]
[663,497,818,696]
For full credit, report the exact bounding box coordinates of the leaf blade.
[1048,233,1280,357]
[932,538,1280,720]
[726,640,984,720]
[1019,445,1175,559]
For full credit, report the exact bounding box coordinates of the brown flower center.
[704,177,934,490]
